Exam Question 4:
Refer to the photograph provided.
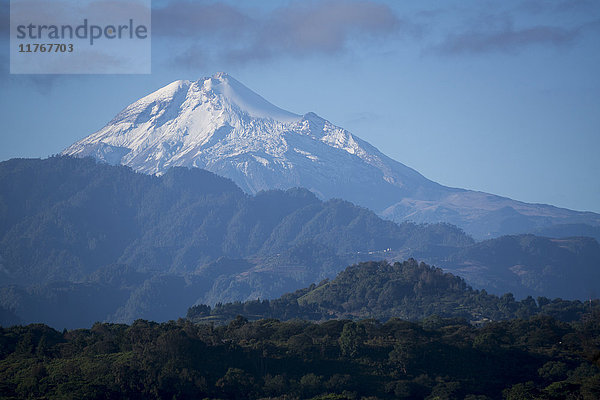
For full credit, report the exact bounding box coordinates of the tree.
[300,373,323,398]
[216,368,255,399]
[339,322,365,357]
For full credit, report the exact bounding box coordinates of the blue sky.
[1,0,599,213]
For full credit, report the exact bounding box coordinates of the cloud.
[555,0,599,13]
[243,0,401,57]
[153,1,251,38]
[439,25,578,55]
[0,46,60,94]
[0,34,58,95]
[435,16,597,55]
[0,61,60,95]
[153,0,407,65]
[0,1,8,35]
[421,0,600,57]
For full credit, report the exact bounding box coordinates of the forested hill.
[440,234,600,299]
[188,259,599,324]
[0,157,471,327]
[1,157,598,328]
[0,156,473,286]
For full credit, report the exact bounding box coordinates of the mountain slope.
[1,157,598,328]
[440,234,600,300]
[63,73,443,213]
[63,73,600,239]
[0,157,471,327]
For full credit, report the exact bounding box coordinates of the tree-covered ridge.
[0,157,472,327]
[0,157,473,286]
[1,157,599,328]
[442,233,600,299]
[0,314,599,399]
[188,260,600,324]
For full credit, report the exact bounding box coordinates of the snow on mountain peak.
[144,79,190,102]
[61,73,600,239]
[115,72,300,126]
[63,72,428,201]
[197,73,301,123]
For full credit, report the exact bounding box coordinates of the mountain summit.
[63,72,439,210]
[63,73,600,238]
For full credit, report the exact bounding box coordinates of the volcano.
[63,72,600,239]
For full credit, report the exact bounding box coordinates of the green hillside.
[189,259,599,324]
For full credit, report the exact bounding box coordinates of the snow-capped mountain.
[63,72,600,239]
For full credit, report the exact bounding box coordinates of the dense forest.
[188,260,600,325]
[1,313,599,399]
[0,157,471,287]
[0,156,472,328]
[1,157,599,328]
[1,158,600,398]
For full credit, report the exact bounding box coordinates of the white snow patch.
[294,148,319,161]
[252,155,270,166]
[205,73,301,123]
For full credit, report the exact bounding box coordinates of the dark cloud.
[153,0,406,65]
[0,1,8,35]
[0,65,60,95]
[419,0,600,56]
[228,0,402,62]
[153,1,251,38]
[17,75,59,95]
[512,0,600,17]
[0,36,60,95]
[439,25,577,55]
[555,0,599,13]
[435,17,597,55]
